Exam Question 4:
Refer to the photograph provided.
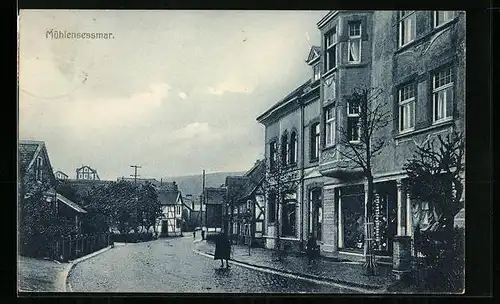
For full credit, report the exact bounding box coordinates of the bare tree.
[336,87,389,276]
[262,140,302,261]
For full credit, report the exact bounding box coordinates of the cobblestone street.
[68,236,352,293]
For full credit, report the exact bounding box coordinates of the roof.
[158,190,181,206]
[57,193,87,214]
[76,165,97,172]
[317,11,339,29]
[225,176,248,201]
[55,170,69,176]
[19,140,45,173]
[205,187,226,205]
[306,45,321,65]
[240,159,265,199]
[256,80,311,124]
[19,140,56,182]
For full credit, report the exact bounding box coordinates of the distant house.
[156,183,183,237]
[203,187,227,235]
[54,170,69,180]
[226,159,266,247]
[19,140,87,232]
[76,165,100,180]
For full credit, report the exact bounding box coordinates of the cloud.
[207,79,254,95]
[178,91,188,99]
[19,82,171,132]
[172,122,222,142]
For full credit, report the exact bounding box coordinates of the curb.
[192,249,385,293]
[64,245,113,292]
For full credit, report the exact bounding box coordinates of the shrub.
[416,227,465,292]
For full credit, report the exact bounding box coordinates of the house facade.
[155,184,183,237]
[203,187,226,235]
[257,10,465,268]
[19,140,87,233]
[226,159,266,247]
[54,170,69,180]
[76,165,100,180]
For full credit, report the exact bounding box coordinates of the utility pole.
[130,165,142,184]
[202,170,206,240]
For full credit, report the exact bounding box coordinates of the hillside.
[163,171,245,197]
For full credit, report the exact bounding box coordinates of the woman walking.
[214,232,231,268]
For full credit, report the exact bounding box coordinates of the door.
[373,182,398,255]
[309,188,322,240]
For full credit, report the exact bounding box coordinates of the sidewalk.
[17,256,70,292]
[194,240,397,291]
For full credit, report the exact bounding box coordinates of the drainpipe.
[300,96,305,249]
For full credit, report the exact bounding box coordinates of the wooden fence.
[47,233,113,262]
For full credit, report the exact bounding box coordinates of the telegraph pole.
[202,170,206,240]
[130,165,141,184]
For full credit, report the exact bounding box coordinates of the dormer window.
[313,63,321,82]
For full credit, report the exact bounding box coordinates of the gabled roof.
[158,189,181,206]
[256,80,312,124]
[76,165,98,173]
[306,45,321,65]
[19,140,42,173]
[55,170,69,177]
[205,187,226,205]
[239,160,265,202]
[57,193,87,214]
[18,140,55,181]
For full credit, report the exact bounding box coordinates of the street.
[68,236,351,293]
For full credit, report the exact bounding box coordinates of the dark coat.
[306,237,319,255]
[214,234,231,260]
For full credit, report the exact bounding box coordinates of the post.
[203,170,206,236]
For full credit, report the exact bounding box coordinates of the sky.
[18,10,329,180]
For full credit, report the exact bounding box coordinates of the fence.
[47,233,113,262]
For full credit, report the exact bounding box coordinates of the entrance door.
[373,182,398,255]
[309,188,322,241]
[340,185,365,252]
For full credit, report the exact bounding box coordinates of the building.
[257,10,465,268]
[226,160,266,247]
[256,46,323,252]
[54,170,69,180]
[76,165,100,180]
[19,140,87,232]
[155,183,184,237]
[203,187,226,235]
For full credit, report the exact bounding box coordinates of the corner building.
[257,11,465,267]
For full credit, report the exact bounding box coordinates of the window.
[268,192,276,223]
[325,106,336,146]
[35,157,43,181]
[399,11,416,47]
[282,193,297,237]
[289,132,297,164]
[269,141,277,170]
[347,100,361,142]
[84,173,88,179]
[434,11,454,28]
[78,173,82,179]
[313,64,321,81]
[84,167,88,172]
[433,66,453,123]
[399,83,416,132]
[325,27,338,71]
[348,21,362,63]
[311,123,320,160]
[281,134,289,166]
